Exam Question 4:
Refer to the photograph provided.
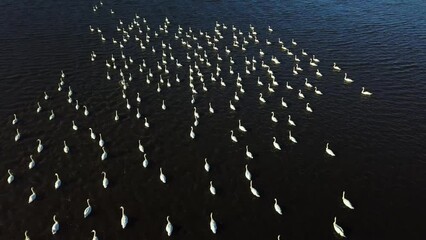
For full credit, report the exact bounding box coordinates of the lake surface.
[0,0,425,239]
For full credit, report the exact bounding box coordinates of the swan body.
[288,115,296,126]
[63,141,69,153]
[101,147,107,160]
[229,101,236,111]
[14,129,20,142]
[204,158,210,172]
[12,114,18,125]
[305,78,313,88]
[333,62,341,71]
[144,117,150,128]
[7,169,14,184]
[28,155,35,169]
[190,126,195,139]
[99,134,104,147]
[209,103,214,114]
[166,216,173,236]
[51,215,59,235]
[273,137,281,150]
[54,173,61,189]
[274,198,282,215]
[162,100,166,110]
[238,120,247,132]
[91,230,98,240]
[342,191,355,209]
[306,103,313,112]
[102,171,109,188]
[259,93,266,103]
[84,199,92,218]
[271,112,278,123]
[344,73,353,83]
[333,217,346,237]
[28,187,37,203]
[281,97,288,108]
[246,145,253,159]
[245,164,252,181]
[361,87,372,95]
[286,82,293,90]
[314,87,323,95]
[120,206,128,229]
[316,69,322,77]
[72,120,78,130]
[289,131,297,143]
[298,90,305,99]
[138,140,144,153]
[89,128,96,140]
[36,139,43,153]
[49,110,55,120]
[210,212,217,234]
[250,181,260,197]
[209,181,216,195]
[326,143,335,156]
[160,168,167,183]
[143,154,149,168]
[230,130,238,143]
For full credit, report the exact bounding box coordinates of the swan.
[291,39,297,46]
[51,215,59,235]
[344,73,353,83]
[204,158,210,172]
[193,107,200,119]
[12,114,18,125]
[309,58,318,67]
[234,92,239,101]
[361,87,372,96]
[257,77,263,86]
[333,217,346,237]
[160,168,167,183]
[101,147,107,160]
[209,181,216,195]
[325,143,335,156]
[115,111,119,121]
[301,49,308,56]
[138,140,144,153]
[99,134,104,147]
[28,155,35,169]
[54,173,61,189]
[120,206,128,229]
[298,90,305,99]
[229,100,236,111]
[281,97,288,108]
[305,78,313,88]
[36,139,43,153]
[333,62,341,71]
[273,137,281,150]
[101,171,109,188]
[72,120,78,131]
[296,64,303,71]
[238,120,247,132]
[143,154,149,168]
[44,91,49,100]
[49,110,55,120]
[24,230,30,240]
[268,83,275,92]
[89,128,96,140]
[36,102,42,113]
[209,103,214,114]
[271,112,278,123]
[314,87,323,95]
[7,169,14,184]
[230,130,238,143]
[312,55,320,63]
[342,191,354,209]
[292,67,298,75]
[91,230,98,240]
[289,131,297,143]
[75,100,80,110]
[210,212,217,234]
[286,82,293,90]
[190,126,195,139]
[274,198,282,215]
[63,141,69,154]
[15,129,20,142]
[84,199,92,218]
[250,181,260,197]
[316,69,323,77]
[245,164,252,181]
[83,106,89,116]
[144,117,150,128]
[288,115,296,126]
[268,25,273,32]
[166,216,173,236]
[306,103,313,112]
[245,145,253,159]
[259,93,266,103]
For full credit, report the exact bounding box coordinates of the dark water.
[1,0,426,239]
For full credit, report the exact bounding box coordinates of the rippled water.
[0,0,425,239]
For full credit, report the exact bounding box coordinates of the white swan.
[210,212,217,234]
[230,130,238,143]
[51,215,59,235]
[115,111,119,121]
[314,87,323,95]
[326,143,335,156]
[63,141,69,154]
[245,164,252,180]
[28,155,35,169]
[101,171,109,188]
[246,146,253,159]
[271,112,278,123]
[36,102,42,113]
[236,120,247,133]
[273,137,281,150]
[281,97,288,108]
[209,181,216,195]
[99,134,104,147]
[166,216,173,236]
[274,198,282,215]
[28,187,36,203]
[190,126,195,139]
[84,199,92,218]
[89,128,96,140]
[268,83,275,92]
[209,103,214,114]
[15,129,20,142]
[289,131,297,143]
[298,90,305,99]
[12,114,18,125]
[160,168,167,183]
[259,93,266,103]
[91,230,98,240]
[143,154,148,168]
[229,100,236,111]
[333,217,346,237]
[49,110,55,120]
[344,73,353,83]
[250,181,260,197]
[101,147,107,160]
[72,120,78,131]
[333,62,341,71]
[361,87,372,96]
[54,173,61,189]
[144,117,150,128]
[138,140,145,153]
[36,139,43,153]
[305,78,313,88]
[288,115,296,126]
[309,58,317,67]
[7,169,14,184]
[24,230,30,240]
[316,69,323,77]
[342,191,355,209]
[306,103,313,112]
[162,100,166,110]
[120,206,128,229]
[204,158,210,172]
